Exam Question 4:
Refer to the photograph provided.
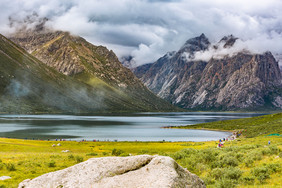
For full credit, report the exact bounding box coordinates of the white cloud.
[0,0,281,65]
[192,32,282,62]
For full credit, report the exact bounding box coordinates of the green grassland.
[176,113,282,138]
[0,113,281,188]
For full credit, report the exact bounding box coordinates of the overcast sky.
[0,0,281,65]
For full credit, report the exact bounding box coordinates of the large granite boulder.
[18,155,205,188]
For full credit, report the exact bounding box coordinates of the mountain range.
[132,34,282,110]
[0,29,175,113]
[1,25,281,113]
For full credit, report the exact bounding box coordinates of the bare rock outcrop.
[18,155,205,188]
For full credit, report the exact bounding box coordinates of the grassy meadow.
[0,113,281,188]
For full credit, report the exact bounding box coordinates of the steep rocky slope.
[0,33,175,113]
[10,30,149,90]
[134,34,282,110]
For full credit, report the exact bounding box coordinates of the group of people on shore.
[217,130,244,148]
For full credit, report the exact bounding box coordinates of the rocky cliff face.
[10,30,143,89]
[134,34,282,110]
[18,155,206,188]
[274,53,282,71]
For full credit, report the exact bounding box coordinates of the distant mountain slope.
[0,34,175,113]
[134,34,282,110]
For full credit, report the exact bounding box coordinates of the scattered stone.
[18,155,205,188]
[52,144,56,147]
[57,143,61,146]
[0,176,11,181]
[275,156,279,159]
[62,150,70,153]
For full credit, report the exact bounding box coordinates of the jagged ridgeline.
[0,33,175,113]
[133,34,282,111]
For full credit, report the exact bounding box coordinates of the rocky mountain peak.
[120,55,137,69]
[133,34,282,110]
[219,35,238,48]
[180,33,210,54]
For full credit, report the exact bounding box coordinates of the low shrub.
[195,163,207,173]
[6,163,16,171]
[224,167,242,180]
[268,146,280,155]
[247,150,263,161]
[234,152,244,162]
[210,161,221,168]
[216,154,239,167]
[202,149,218,163]
[241,176,255,185]
[102,152,108,156]
[240,144,257,150]
[86,153,98,156]
[182,148,198,156]
[222,156,239,167]
[35,163,41,167]
[244,158,254,167]
[172,151,187,160]
[68,154,74,160]
[17,161,24,165]
[203,176,216,185]
[120,153,130,157]
[215,178,236,188]
[47,161,56,167]
[210,168,224,180]
[251,166,270,183]
[112,148,124,156]
[265,163,281,173]
[75,156,83,163]
[31,170,36,174]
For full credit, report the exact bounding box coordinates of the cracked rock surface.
[18,155,205,188]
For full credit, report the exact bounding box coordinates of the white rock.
[57,143,61,146]
[62,150,70,153]
[0,176,11,181]
[18,155,205,188]
[52,144,56,147]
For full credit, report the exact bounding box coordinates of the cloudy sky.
[0,0,282,65]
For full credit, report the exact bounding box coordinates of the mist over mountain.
[133,34,282,111]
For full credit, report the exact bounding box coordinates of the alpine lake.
[0,112,265,142]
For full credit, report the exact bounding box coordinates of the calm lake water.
[0,112,265,141]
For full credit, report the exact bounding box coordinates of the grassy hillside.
[0,34,177,113]
[0,113,281,187]
[8,31,178,113]
[176,113,282,138]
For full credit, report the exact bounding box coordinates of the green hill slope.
[0,34,176,113]
[177,113,282,137]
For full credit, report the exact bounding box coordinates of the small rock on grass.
[0,176,11,181]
